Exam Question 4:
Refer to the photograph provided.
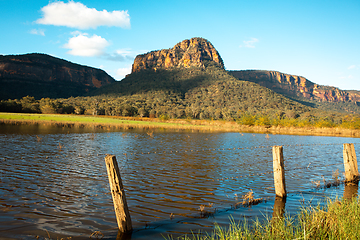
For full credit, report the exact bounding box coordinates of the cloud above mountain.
[36,1,130,29]
[63,32,109,56]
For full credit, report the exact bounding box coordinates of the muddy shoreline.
[1,116,360,138]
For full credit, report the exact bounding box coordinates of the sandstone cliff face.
[230,70,360,103]
[132,38,224,73]
[0,53,115,88]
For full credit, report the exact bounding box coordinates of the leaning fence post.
[273,146,286,198]
[105,154,132,233]
[343,143,359,184]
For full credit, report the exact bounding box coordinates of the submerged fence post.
[343,143,359,184]
[273,146,286,198]
[105,155,132,233]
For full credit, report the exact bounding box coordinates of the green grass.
[171,198,360,240]
[0,112,210,129]
[0,112,174,125]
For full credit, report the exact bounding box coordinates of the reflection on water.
[344,183,358,200]
[0,124,360,239]
[272,196,286,220]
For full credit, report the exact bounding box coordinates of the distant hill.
[229,70,360,103]
[0,53,115,100]
[229,70,360,114]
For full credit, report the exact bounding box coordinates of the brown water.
[0,124,359,239]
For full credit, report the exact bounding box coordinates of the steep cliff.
[131,37,224,73]
[0,53,115,99]
[230,70,360,103]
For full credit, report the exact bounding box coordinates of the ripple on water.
[0,126,359,239]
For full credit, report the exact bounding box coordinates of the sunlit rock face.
[230,70,360,103]
[131,37,224,73]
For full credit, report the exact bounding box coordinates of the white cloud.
[116,66,132,79]
[29,29,45,36]
[63,32,109,57]
[36,1,130,29]
[240,38,259,48]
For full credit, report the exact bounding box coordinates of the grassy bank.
[174,197,360,240]
[1,112,360,137]
[0,112,233,132]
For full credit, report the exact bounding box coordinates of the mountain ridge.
[229,70,360,104]
[0,53,115,100]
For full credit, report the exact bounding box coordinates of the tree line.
[2,92,360,129]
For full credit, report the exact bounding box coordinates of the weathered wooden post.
[105,155,132,233]
[273,146,286,198]
[343,143,359,184]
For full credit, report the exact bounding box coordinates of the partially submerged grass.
[173,197,360,240]
[234,190,266,208]
[312,170,343,189]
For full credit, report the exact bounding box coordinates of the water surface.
[1,124,359,239]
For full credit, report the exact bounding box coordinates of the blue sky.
[1,0,360,90]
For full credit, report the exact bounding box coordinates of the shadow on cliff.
[89,68,216,97]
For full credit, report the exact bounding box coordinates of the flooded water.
[1,123,360,239]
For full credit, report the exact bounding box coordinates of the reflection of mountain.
[0,53,115,100]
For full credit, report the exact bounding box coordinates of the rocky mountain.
[131,37,360,107]
[229,70,360,104]
[0,53,115,100]
[93,37,360,115]
[131,37,224,73]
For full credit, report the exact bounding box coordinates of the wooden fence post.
[273,146,286,198]
[105,155,132,233]
[343,143,359,184]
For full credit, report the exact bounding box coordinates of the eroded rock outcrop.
[230,70,360,103]
[132,38,224,73]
